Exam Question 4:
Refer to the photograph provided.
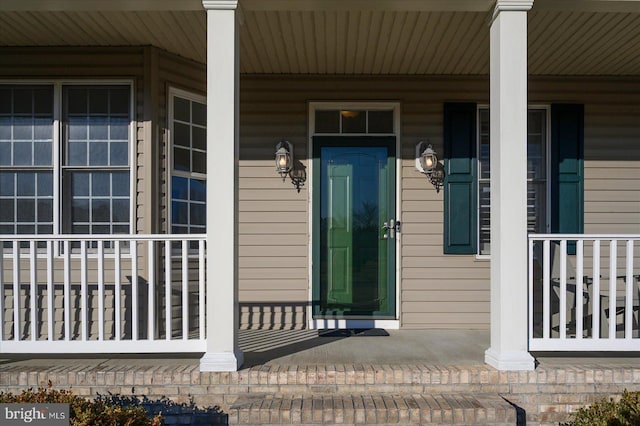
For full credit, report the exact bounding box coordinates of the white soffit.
[1,1,640,75]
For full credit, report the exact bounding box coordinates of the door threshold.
[309,319,400,330]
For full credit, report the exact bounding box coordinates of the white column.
[484,0,536,371]
[200,0,243,371]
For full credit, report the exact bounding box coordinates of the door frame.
[307,102,401,330]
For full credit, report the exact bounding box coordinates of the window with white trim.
[478,107,549,255]
[169,89,206,234]
[0,83,132,240]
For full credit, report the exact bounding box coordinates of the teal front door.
[313,137,396,318]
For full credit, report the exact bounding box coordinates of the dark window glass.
[367,111,393,133]
[315,110,340,133]
[341,110,366,133]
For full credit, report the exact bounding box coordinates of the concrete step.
[228,393,516,425]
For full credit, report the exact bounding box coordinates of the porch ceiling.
[1,1,640,75]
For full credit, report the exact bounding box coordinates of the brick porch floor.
[0,329,639,425]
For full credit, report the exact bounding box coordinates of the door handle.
[382,219,396,239]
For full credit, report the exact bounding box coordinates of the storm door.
[312,136,396,318]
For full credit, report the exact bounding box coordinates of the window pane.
[37,172,53,196]
[68,117,88,140]
[66,88,87,114]
[33,88,53,115]
[89,116,108,139]
[174,122,190,148]
[192,102,206,126]
[37,199,53,222]
[192,126,206,151]
[174,147,190,172]
[89,141,108,165]
[0,172,14,196]
[16,199,35,222]
[13,142,32,165]
[478,182,491,255]
[16,172,35,196]
[341,110,366,133]
[172,201,188,224]
[0,88,10,114]
[0,117,10,139]
[92,199,110,222]
[527,182,546,234]
[367,111,393,133]
[13,89,32,114]
[172,176,188,200]
[110,142,128,165]
[112,172,130,196]
[72,199,89,222]
[89,89,109,114]
[72,172,90,196]
[110,88,130,115]
[110,117,128,140]
[190,204,206,226]
[68,141,87,166]
[0,143,9,165]
[174,97,190,122]
[92,225,110,234]
[315,110,339,133]
[34,118,53,140]
[17,224,34,234]
[13,117,32,140]
[34,142,52,166]
[190,179,206,202]
[112,200,129,222]
[192,151,206,174]
[0,200,14,222]
[92,173,110,196]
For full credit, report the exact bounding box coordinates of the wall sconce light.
[416,141,445,193]
[275,140,306,192]
[275,141,293,181]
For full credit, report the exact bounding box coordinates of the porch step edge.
[227,392,516,425]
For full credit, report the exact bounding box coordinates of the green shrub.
[0,382,162,426]
[562,390,640,426]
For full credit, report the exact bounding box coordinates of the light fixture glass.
[415,141,445,192]
[275,141,293,181]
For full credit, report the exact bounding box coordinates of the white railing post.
[625,240,633,339]
[609,240,617,339]
[199,239,206,339]
[559,240,567,340]
[115,240,122,341]
[47,240,54,341]
[576,239,584,339]
[12,240,20,341]
[80,240,88,341]
[148,240,155,340]
[182,240,188,340]
[131,239,138,341]
[165,239,172,340]
[543,239,550,339]
[63,240,70,341]
[593,240,600,339]
[98,240,104,341]
[29,241,37,341]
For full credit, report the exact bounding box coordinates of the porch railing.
[529,234,640,351]
[0,235,206,353]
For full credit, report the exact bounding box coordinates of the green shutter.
[443,103,477,254]
[551,104,584,254]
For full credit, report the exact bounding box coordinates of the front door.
[313,136,396,318]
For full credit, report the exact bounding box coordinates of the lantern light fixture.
[416,141,445,193]
[275,140,293,181]
[275,140,306,192]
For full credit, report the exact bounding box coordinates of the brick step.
[228,393,516,425]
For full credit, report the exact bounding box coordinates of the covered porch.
[0,0,639,373]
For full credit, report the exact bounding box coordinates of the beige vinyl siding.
[239,75,640,330]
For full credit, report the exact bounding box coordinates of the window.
[0,83,132,238]
[170,89,206,234]
[477,107,549,255]
[0,86,54,236]
[442,102,583,255]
